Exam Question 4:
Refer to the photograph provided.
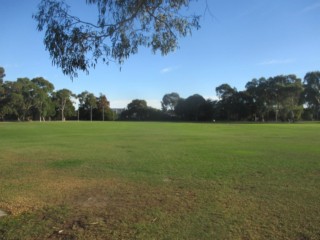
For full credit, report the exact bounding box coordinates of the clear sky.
[1,0,320,109]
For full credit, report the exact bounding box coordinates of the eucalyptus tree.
[0,79,36,120]
[0,67,5,82]
[174,97,186,120]
[216,84,237,100]
[303,71,320,120]
[120,99,166,121]
[184,94,206,121]
[0,81,23,120]
[215,84,238,120]
[33,0,200,78]
[245,78,268,121]
[31,77,55,121]
[174,94,213,121]
[282,75,304,121]
[161,92,181,113]
[266,75,303,121]
[128,99,148,120]
[54,89,75,121]
[78,91,97,121]
[0,69,4,119]
[13,78,40,121]
[119,99,148,120]
[87,93,97,121]
[97,93,110,121]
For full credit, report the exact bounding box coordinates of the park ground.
[0,122,319,239]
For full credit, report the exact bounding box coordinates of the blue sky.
[1,0,320,109]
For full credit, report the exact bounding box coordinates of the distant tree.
[174,94,212,121]
[0,79,38,120]
[87,93,97,121]
[282,75,304,121]
[78,91,90,120]
[78,91,97,121]
[216,84,237,100]
[303,71,320,120]
[198,99,214,121]
[33,0,200,78]
[127,99,147,111]
[232,91,252,121]
[120,99,149,120]
[15,78,39,121]
[266,75,303,121]
[184,94,206,121]
[161,92,180,113]
[54,89,75,121]
[97,93,111,121]
[0,77,56,121]
[0,67,5,83]
[174,98,186,120]
[31,77,54,93]
[0,69,5,119]
[215,84,238,120]
[242,75,304,121]
[245,78,268,121]
[126,99,148,120]
[0,81,25,120]
[31,77,55,121]
[145,107,167,121]
[120,99,166,121]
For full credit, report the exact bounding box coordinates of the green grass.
[0,122,319,239]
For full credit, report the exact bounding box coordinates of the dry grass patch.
[1,172,200,239]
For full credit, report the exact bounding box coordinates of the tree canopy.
[33,0,200,78]
[1,71,320,122]
[0,67,5,83]
[303,72,320,119]
[161,92,180,112]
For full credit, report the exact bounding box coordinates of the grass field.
[0,122,319,239]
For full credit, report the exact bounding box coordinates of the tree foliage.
[303,71,320,119]
[214,75,304,121]
[1,71,320,122]
[0,67,5,83]
[97,93,111,121]
[33,0,200,78]
[120,99,166,121]
[78,91,98,121]
[161,92,180,112]
[31,77,55,121]
[216,84,236,100]
[53,88,75,121]
[157,72,317,122]
[0,77,114,121]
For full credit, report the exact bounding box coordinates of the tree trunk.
[61,108,64,121]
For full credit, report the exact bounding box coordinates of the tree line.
[1,67,319,122]
[120,72,320,122]
[0,68,113,121]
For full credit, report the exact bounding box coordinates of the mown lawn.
[0,122,319,239]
